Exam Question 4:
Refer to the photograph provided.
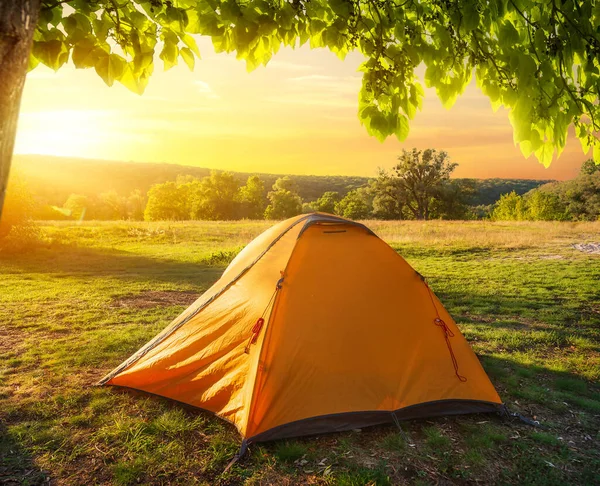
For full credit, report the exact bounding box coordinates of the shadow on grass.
[0,423,48,485]
[480,355,600,415]
[0,245,224,287]
[439,288,600,342]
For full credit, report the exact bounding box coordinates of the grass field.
[1,220,599,485]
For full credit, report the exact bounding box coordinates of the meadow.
[1,220,599,485]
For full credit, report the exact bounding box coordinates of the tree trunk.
[0,0,40,222]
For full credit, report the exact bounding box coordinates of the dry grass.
[366,220,600,250]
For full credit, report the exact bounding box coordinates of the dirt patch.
[572,243,600,254]
[0,327,26,357]
[111,290,198,309]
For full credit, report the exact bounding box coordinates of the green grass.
[1,220,599,484]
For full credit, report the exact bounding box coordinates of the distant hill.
[457,178,554,206]
[13,155,370,205]
[13,154,552,207]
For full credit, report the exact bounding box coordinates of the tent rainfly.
[99,213,503,450]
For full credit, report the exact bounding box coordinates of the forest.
[9,152,565,224]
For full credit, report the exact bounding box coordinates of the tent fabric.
[100,213,502,442]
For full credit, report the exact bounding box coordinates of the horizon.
[13,153,561,182]
[16,38,587,181]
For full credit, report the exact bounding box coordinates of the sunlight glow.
[16,38,586,180]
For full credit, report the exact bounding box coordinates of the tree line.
[492,160,600,221]
[5,149,598,226]
[35,149,477,222]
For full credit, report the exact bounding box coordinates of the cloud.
[194,80,220,99]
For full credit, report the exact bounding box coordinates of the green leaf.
[159,41,179,71]
[499,20,520,46]
[594,141,600,165]
[461,4,480,32]
[518,55,537,87]
[72,41,100,69]
[95,53,126,87]
[33,39,69,71]
[534,28,546,53]
[180,47,195,70]
[395,115,410,142]
[329,0,351,19]
[180,33,200,56]
[92,10,113,42]
[534,142,554,168]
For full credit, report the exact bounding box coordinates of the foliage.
[494,160,600,221]
[64,193,91,220]
[97,190,129,220]
[14,156,554,220]
[460,177,553,206]
[370,175,403,220]
[14,155,367,209]
[433,179,478,220]
[8,154,595,223]
[526,190,567,221]
[0,173,43,252]
[335,187,372,219]
[534,161,600,221]
[0,172,37,239]
[312,191,341,214]
[492,191,529,220]
[378,149,459,220]
[127,189,147,221]
[237,175,266,219]
[492,189,567,221]
[144,182,189,221]
[188,171,239,220]
[34,1,600,166]
[264,177,302,219]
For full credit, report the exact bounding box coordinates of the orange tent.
[100,213,502,445]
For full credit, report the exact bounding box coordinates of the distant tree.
[369,173,404,219]
[97,190,127,220]
[433,179,477,220]
[335,188,372,220]
[264,177,302,220]
[144,182,189,221]
[313,191,341,215]
[64,194,92,220]
[531,159,600,221]
[237,175,266,219]
[526,191,566,221]
[190,171,239,220]
[492,192,528,221]
[580,159,600,176]
[302,201,318,214]
[561,172,600,221]
[375,149,458,220]
[127,189,146,221]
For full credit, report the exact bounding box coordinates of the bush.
[0,173,43,252]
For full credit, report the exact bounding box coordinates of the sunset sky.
[16,37,588,180]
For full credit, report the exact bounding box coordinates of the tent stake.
[223,440,249,474]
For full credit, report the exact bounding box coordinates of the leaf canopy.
[34,0,600,166]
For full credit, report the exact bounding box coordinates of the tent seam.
[242,236,302,439]
[244,217,368,436]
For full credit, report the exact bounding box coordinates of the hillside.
[13,155,369,205]
[13,154,552,207]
